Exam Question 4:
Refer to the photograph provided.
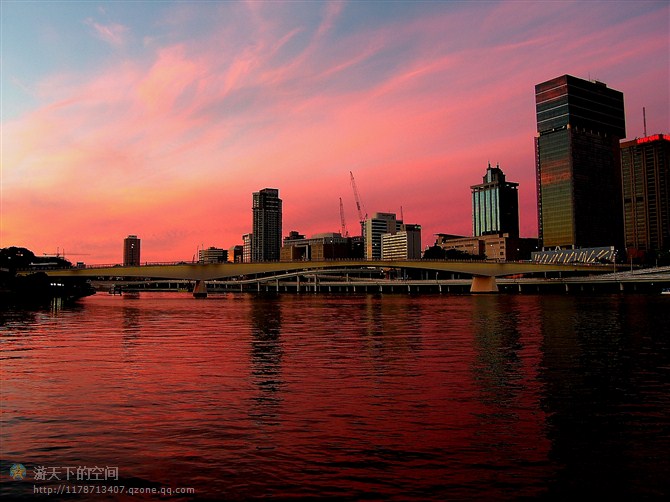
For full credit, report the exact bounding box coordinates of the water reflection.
[249,297,284,427]
[469,296,551,497]
[360,295,422,371]
[471,296,524,406]
[2,293,668,500]
[122,302,141,339]
[537,295,667,499]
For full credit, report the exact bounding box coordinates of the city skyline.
[2,1,668,263]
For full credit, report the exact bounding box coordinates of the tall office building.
[123,235,140,266]
[252,188,282,262]
[471,163,519,238]
[363,212,402,260]
[620,134,670,257]
[535,74,626,249]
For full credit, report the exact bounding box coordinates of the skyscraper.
[620,133,670,258]
[471,163,519,238]
[535,75,626,249]
[123,235,140,266]
[252,188,282,262]
[363,212,402,260]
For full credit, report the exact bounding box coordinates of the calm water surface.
[1,293,669,500]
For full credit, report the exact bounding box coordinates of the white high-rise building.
[363,212,402,260]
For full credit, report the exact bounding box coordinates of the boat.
[662,288,670,295]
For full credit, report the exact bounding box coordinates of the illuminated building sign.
[636,134,665,144]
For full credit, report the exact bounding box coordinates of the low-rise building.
[281,232,363,261]
[434,233,538,261]
[381,224,422,260]
[531,246,615,264]
[228,245,243,263]
[198,247,227,264]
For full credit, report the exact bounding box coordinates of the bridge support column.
[193,280,208,298]
[470,276,498,294]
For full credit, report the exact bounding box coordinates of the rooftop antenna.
[400,205,404,222]
[643,107,647,137]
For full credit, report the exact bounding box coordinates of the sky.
[1,0,668,264]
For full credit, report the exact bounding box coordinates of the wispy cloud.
[84,18,129,46]
[2,1,668,261]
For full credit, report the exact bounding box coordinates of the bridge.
[31,259,615,296]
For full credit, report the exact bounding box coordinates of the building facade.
[620,133,670,258]
[198,247,227,264]
[252,188,282,262]
[281,232,363,261]
[363,212,403,260]
[381,224,422,260]
[242,234,253,263]
[531,246,615,264]
[123,235,140,266]
[471,163,519,238]
[228,245,243,263]
[435,233,539,261]
[535,74,626,249]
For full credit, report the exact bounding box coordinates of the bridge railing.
[16,257,618,273]
[74,261,197,269]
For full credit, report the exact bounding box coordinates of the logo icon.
[10,464,27,480]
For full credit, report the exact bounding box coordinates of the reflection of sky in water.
[1,293,668,500]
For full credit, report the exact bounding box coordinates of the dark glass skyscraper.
[471,163,519,238]
[252,188,282,262]
[620,134,670,257]
[535,75,626,249]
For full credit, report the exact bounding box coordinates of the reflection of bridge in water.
[36,259,627,297]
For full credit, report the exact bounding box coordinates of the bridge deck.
[32,260,613,281]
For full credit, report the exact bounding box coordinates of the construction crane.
[339,197,349,237]
[44,249,90,258]
[349,171,367,224]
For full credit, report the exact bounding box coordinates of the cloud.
[2,1,668,261]
[84,18,129,46]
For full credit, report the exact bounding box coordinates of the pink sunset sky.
[1,0,668,264]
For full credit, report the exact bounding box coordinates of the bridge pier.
[470,276,498,294]
[193,280,208,298]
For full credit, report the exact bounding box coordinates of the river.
[1,292,669,500]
